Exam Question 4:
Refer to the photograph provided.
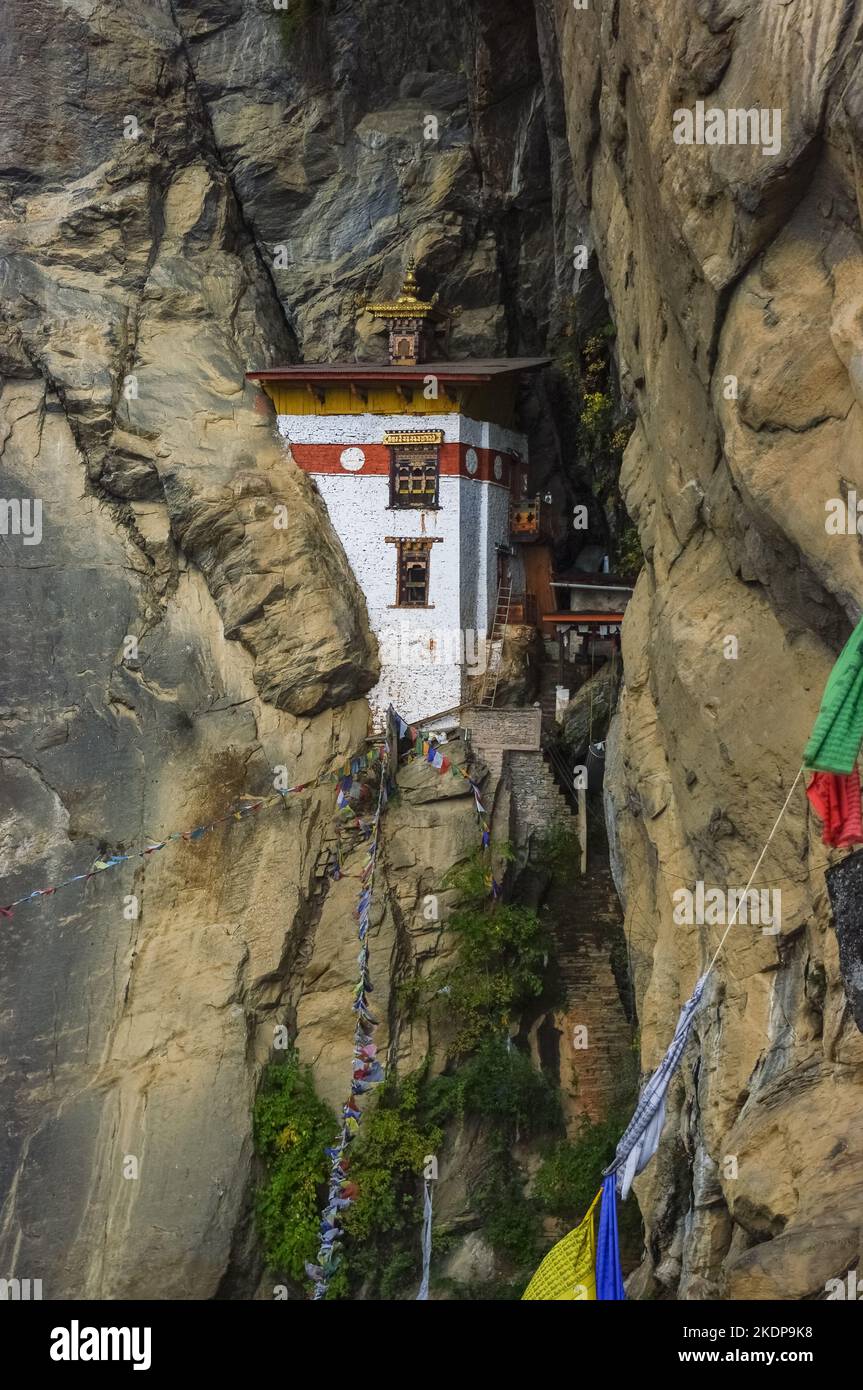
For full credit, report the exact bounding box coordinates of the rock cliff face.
[3,0,863,1301]
[561,0,863,1297]
[0,0,575,1299]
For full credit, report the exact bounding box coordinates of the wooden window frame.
[386,537,442,608]
[389,445,440,510]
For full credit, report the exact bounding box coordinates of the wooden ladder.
[478,578,513,708]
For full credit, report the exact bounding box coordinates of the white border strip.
[276,412,527,456]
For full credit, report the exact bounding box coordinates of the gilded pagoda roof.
[362,260,446,320]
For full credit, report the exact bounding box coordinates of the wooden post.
[578,786,588,876]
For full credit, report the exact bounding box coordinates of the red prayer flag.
[806,769,863,848]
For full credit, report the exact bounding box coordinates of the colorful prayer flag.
[595,1174,625,1300]
[606,974,707,1199]
[522,1189,601,1300]
[804,616,863,772]
[806,769,863,847]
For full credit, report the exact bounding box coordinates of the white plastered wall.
[277,412,525,725]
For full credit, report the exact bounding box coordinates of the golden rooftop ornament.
[364,259,444,320]
[360,257,450,365]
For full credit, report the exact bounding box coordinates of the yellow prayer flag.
[521,1189,602,1301]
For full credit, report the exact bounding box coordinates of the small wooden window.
[387,537,440,607]
[390,446,439,508]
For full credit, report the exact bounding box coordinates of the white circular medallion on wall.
[465,447,479,476]
[493,454,504,480]
[339,446,366,472]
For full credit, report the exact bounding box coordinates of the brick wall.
[505,749,574,845]
[462,705,541,752]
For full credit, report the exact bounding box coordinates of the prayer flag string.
[308,716,393,1300]
[0,746,384,920]
[390,706,498,896]
[308,706,495,1298]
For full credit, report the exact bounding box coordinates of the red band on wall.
[287,441,514,484]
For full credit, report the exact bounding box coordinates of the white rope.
[703,764,806,980]
[604,764,808,1195]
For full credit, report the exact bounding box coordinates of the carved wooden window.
[387,537,440,607]
[390,445,439,508]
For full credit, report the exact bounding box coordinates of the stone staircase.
[538,658,592,730]
[539,661,560,727]
[552,856,623,988]
[539,841,635,1124]
[506,749,579,841]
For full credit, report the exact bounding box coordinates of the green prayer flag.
[804,615,863,773]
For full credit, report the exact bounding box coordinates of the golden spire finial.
[398,259,420,302]
[362,256,449,364]
[365,257,442,319]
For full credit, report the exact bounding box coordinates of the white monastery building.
[248,263,549,725]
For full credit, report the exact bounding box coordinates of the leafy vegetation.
[615,520,644,580]
[444,903,549,1056]
[535,1114,622,1217]
[427,1036,561,1137]
[554,311,641,580]
[401,850,552,1057]
[535,1111,642,1254]
[413,1039,563,1277]
[274,0,314,49]
[442,840,514,906]
[252,824,639,1300]
[473,1141,542,1267]
[332,1069,444,1298]
[534,821,581,884]
[253,1052,337,1288]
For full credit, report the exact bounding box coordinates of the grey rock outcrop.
[562,0,863,1299]
[5,0,863,1303]
[0,0,578,1299]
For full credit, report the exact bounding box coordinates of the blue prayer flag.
[596,1174,625,1300]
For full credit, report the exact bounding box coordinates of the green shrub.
[336,1072,444,1298]
[465,1124,546,1272]
[580,389,613,438]
[253,1053,337,1286]
[438,1037,562,1137]
[275,0,313,49]
[553,314,639,582]
[442,901,550,1055]
[534,821,581,882]
[335,1049,560,1294]
[422,1041,562,1279]
[414,848,550,1055]
[395,975,426,1015]
[535,1110,636,1221]
[443,843,514,908]
[614,520,644,580]
[535,1111,643,1257]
